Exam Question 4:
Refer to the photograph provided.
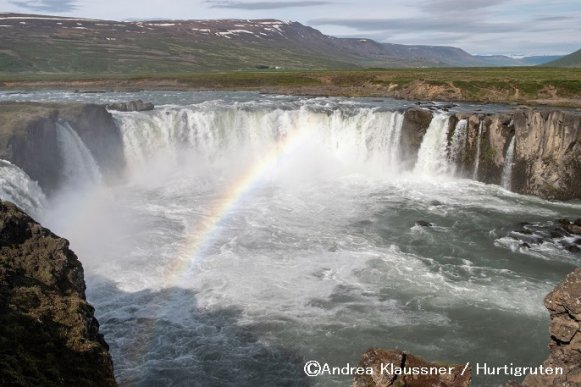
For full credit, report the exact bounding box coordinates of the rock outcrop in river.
[0,201,116,386]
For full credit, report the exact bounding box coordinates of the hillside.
[0,13,559,73]
[545,49,581,67]
[382,43,493,67]
[0,13,427,73]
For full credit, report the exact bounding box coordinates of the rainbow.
[164,122,315,287]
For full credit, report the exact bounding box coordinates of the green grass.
[1,67,581,106]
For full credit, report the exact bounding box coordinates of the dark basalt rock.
[106,100,154,112]
[505,220,581,253]
[559,219,581,236]
[0,201,116,386]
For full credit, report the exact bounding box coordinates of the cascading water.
[448,119,468,175]
[0,159,47,217]
[114,106,406,177]
[473,120,483,180]
[56,121,102,188]
[4,91,578,387]
[501,135,516,190]
[414,113,451,175]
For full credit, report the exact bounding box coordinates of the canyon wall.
[401,107,581,200]
[0,103,125,195]
[0,102,579,200]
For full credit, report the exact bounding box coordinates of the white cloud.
[0,0,578,55]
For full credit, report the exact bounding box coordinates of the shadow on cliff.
[87,276,310,387]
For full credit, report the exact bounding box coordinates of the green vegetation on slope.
[544,49,581,67]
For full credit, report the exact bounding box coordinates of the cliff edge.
[0,201,116,386]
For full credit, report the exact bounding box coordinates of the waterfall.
[473,120,483,180]
[56,121,102,188]
[414,114,451,175]
[0,159,47,217]
[501,135,516,190]
[114,106,405,176]
[448,119,467,175]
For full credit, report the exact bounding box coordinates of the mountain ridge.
[0,13,565,73]
[544,49,581,67]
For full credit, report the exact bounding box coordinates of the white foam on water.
[13,96,576,387]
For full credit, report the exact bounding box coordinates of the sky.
[1,0,579,56]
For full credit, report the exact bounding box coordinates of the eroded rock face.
[449,108,581,200]
[512,110,581,200]
[59,103,126,185]
[400,108,434,169]
[0,102,126,194]
[520,269,581,387]
[0,105,62,194]
[0,201,116,386]
[353,348,472,387]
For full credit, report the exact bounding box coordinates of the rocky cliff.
[398,107,581,200]
[0,102,125,195]
[0,200,116,386]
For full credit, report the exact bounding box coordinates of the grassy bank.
[1,67,581,107]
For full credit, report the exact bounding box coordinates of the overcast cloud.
[8,0,77,12]
[206,1,331,10]
[1,0,579,56]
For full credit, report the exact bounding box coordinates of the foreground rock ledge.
[353,348,472,387]
[0,201,116,386]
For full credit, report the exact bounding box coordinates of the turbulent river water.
[1,91,580,387]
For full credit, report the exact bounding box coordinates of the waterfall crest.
[414,114,451,175]
[448,119,468,175]
[114,106,407,176]
[0,159,47,217]
[56,121,103,188]
[473,120,483,180]
[501,135,516,190]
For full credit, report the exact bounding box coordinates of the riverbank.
[1,68,581,108]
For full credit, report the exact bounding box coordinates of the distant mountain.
[544,49,581,67]
[472,55,564,66]
[519,56,563,66]
[381,44,506,67]
[0,13,561,73]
